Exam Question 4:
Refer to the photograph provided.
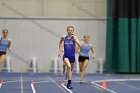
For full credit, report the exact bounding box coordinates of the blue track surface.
[35,82,63,93]
[97,80,140,93]
[0,73,140,93]
[64,82,107,93]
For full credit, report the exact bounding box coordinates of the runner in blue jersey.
[59,26,81,89]
[0,29,11,65]
[76,35,95,84]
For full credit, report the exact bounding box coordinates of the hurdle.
[28,57,38,73]
[75,54,79,74]
[51,57,60,74]
[1,56,12,72]
[96,57,104,74]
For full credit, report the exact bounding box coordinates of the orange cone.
[102,80,107,89]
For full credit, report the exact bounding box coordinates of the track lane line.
[31,82,36,93]
[20,74,24,93]
[0,80,3,88]
[91,81,116,93]
[48,77,72,93]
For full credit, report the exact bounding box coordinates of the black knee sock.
[68,80,71,84]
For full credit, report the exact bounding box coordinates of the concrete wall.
[0,0,106,73]
[0,17,106,73]
[0,0,106,17]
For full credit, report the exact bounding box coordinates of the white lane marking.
[20,74,24,93]
[91,81,116,93]
[115,81,140,90]
[48,77,71,93]
[0,83,2,88]
[3,80,30,84]
[94,78,140,83]
[34,81,52,84]
[60,80,107,93]
[93,78,140,90]
[31,83,36,93]
[0,80,3,88]
[61,82,74,93]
